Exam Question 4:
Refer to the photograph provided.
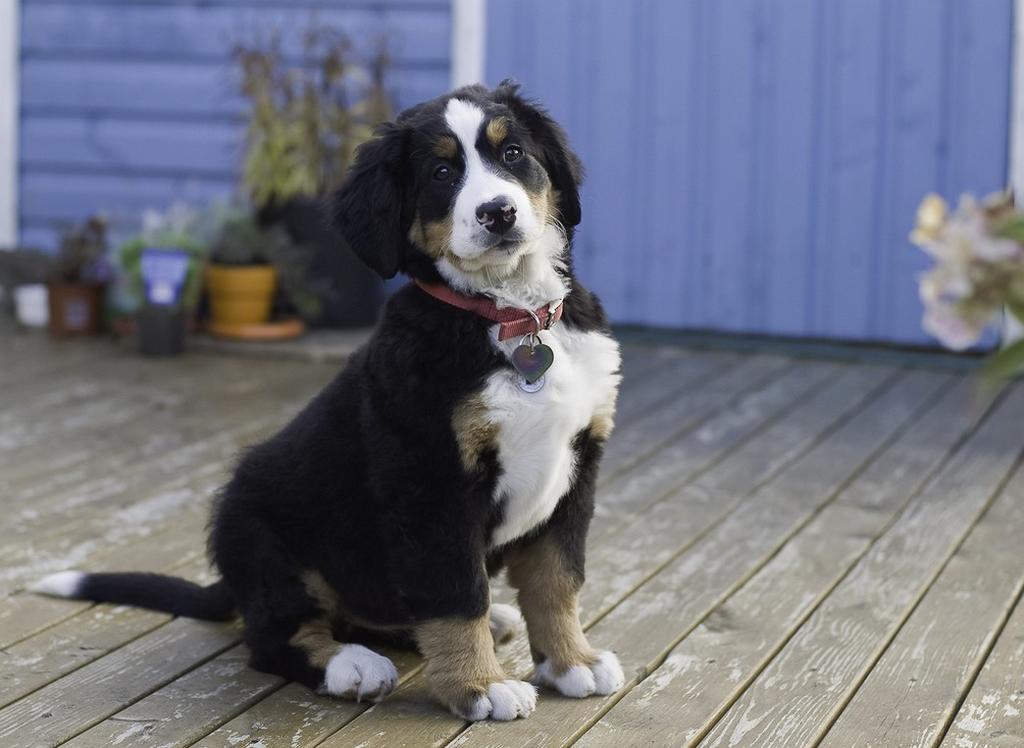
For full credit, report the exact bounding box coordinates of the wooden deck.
[2,328,1023,748]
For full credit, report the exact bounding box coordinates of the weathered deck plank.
[2,331,1021,748]
[820,460,1024,748]
[693,384,1024,747]
[59,644,282,748]
[599,354,791,477]
[941,586,1024,747]
[0,333,108,388]
[577,373,980,746]
[608,349,739,427]
[0,366,329,554]
[1,357,326,498]
[0,556,214,709]
[0,616,240,748]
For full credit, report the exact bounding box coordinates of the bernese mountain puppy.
[32,81,624,721]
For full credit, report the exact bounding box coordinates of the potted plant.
[0,247,54,328]
[205,209,320,339]
[47,215,113,336]
[120,204,206,355]
[234,28,392,327]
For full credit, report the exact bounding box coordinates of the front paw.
[452,679,537,721]
[533,650,625,697]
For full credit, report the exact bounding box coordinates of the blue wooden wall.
[18,0,452,248]
[488,0,1014,344]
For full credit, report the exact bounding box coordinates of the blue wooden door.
[487,0,1013,344]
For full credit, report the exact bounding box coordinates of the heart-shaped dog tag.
[511,342,554,384]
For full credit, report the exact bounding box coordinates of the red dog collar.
[415,280,564,341]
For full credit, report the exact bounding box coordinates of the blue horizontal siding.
[24,0,446,6]
[21,5,449,64]
[18,0,451,244]
[487,0,1013,345]
[20,60,444,118]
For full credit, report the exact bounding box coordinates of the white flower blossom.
[922,303,986,351]
[911,192,1024,351]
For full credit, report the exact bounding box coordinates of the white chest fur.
[482,325,621,548]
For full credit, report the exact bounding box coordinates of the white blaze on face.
[443,98,543,261]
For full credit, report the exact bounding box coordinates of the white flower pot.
[14,284,49,328]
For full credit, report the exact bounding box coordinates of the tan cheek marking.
[550,187,565,221]
[528,183,553,228]
[433,135,458,160]
[485,117,509,147]
[415,615,507,713]
[452,393,498,471]
[408,214,454,260]
[505,535,596,673]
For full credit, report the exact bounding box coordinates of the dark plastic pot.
[138,306,185,356]
[262,196,384,328]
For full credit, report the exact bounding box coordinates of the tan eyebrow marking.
[433,135,458,159]
[485,117,509,147]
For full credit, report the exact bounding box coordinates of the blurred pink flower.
[921,303,986,351]
[910,192,1024,351]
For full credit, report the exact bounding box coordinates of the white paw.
[321,644,398,702]
[455,679,537,721]
[488,603,523,645]
[533,650,625,697]
[591,651,626,694]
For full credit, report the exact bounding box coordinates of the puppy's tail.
[29,570,235,622]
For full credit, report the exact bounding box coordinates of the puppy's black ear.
[332,123,409,279]
[493,79,585,227]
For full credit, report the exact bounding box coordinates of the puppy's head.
[333,81,583,289]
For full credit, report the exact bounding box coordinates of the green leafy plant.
[119,203,207,311]
[209,212,288,266]
[52,215,113,284]
[209,210,322,319]
[235,27,392,210]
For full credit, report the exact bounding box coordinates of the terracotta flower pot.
[46,282,105,336]
[205,264,277,326]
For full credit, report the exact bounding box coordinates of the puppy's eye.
[503,144,523,163]
[433,164,452,181]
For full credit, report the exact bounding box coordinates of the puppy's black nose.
[475,198,517,235]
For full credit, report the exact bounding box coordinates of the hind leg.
[282,616,398,700]
[244,596,398,701]
[217,526,397,699]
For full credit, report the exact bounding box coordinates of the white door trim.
[451,0,486,88]
[1007,0,1024,342]
[0,0,19,247]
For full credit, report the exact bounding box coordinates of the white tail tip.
[30,571,86,598]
